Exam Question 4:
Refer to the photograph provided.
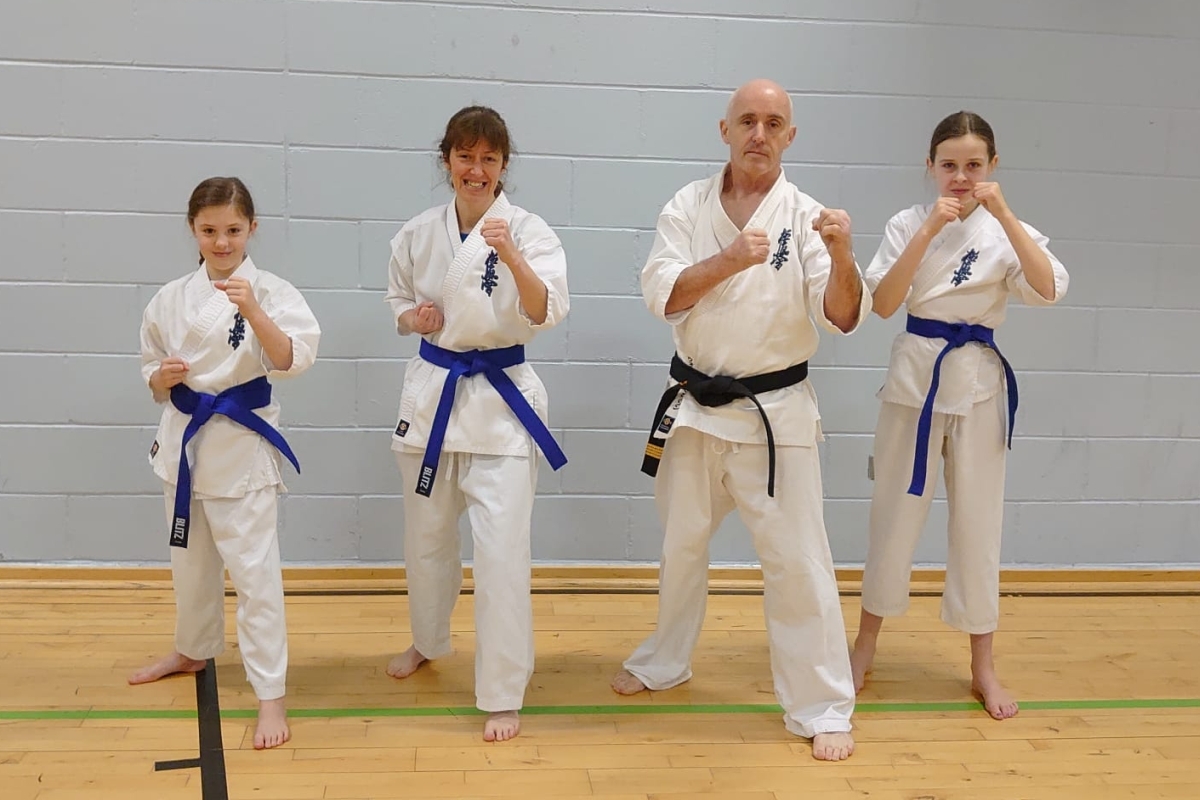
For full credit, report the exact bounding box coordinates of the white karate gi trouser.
[623,426,855,738]
[862,394,1007,634]
[164,484,286,700]
[396,450,537,713]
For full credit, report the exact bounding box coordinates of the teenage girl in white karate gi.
[849,112,1069,719]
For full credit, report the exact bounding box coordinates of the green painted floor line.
[3,697,1198,721]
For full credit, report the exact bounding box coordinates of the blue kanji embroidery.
[481,250,499,296]
[770,228,792,270]
[228,312,246,349]
[951,248,979,287]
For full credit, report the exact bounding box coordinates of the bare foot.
[127,652,206,685]
[812,731,855,761]
[386,645,427,679]
[848,642,874,694]
[254,698,290,750]
[969,632,1018,720]
[972,672,1019,720]
[849,610,883,694]
[610,669,647,696]
[483,710,520,742]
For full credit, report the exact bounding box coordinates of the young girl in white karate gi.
[849,112,1069,719]
[130,177,321,750]
[383,107,569,742]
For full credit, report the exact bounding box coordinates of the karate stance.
[849,111,1069,720]
[131,176,321,750]
[384,106,569,742]
[611,79,870,762]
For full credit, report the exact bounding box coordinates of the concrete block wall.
[2,1,1197,566]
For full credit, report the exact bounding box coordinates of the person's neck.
[455,196,493,233]
[204,255,246,281]
[723,162,779,199]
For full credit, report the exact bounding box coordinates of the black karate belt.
[640,354,809,497]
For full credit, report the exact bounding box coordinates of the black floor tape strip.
[153,659,229,800]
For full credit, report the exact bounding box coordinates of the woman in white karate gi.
[130,177,321,749]
[849,112,1068,719]
[384,106,569,742]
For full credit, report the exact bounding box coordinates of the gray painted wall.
[2,1,1198,566]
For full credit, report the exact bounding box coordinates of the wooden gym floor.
[1,570,1198,799]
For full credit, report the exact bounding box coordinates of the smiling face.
[445,140,507,210]
[438,106,514,228]
[190,204,256,278]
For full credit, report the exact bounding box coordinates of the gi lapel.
[440,192,512,311]
[692,169,788,319]
[178,264,238,362]
[910,205,989,299]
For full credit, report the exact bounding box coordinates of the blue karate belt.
[414,339,567,497]
[904,314,1018,497]
[168,376,300,548]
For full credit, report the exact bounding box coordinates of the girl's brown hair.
[186,177,255,264]
[929,111,997,162]
[187,177,255,227]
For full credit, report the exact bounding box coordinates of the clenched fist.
[727,228,771,270]
[402,301,444,335]
[214,277,262,318]
[921,196,963,237]
[813,208,853,253]
[481,218,520,267]
[150,357,190,393]
[972,182,1011,219]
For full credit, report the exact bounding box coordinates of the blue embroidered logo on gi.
[228,312,246,349]
[657,415,674,435]
[951,248,979,287]
[395,420,409,438]
[770,228,792,270]
[481,251,499,296]
[150,440,159,458]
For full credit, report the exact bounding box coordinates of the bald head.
[719,79,797,179]
[725,79,794,125]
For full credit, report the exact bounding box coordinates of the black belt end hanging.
[415,463,437,497]
[642,436,666,478]
[641,385,682,479]
[170,516,190,549]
